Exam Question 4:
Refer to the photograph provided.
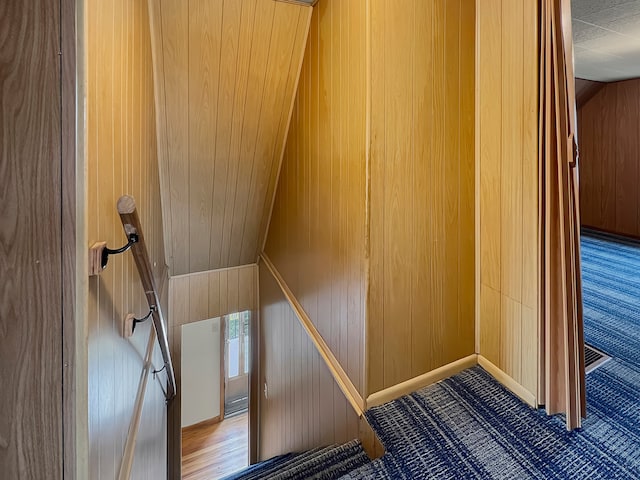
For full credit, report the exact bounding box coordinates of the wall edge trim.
[365,354,478,409]
[117,327,157,480]
[478,354,537,407]
[259,252,365,416]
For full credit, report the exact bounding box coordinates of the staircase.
[222,440,371,480]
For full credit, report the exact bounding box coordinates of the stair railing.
[116,194,176,400]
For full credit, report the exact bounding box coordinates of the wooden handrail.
[117,195,176,400]
[260,252,365,416]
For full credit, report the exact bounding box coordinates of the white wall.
[181,318,221,427]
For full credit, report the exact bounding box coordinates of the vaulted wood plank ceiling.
[149,0,311,275]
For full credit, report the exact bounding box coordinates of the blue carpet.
[342,233,640,479]
[223,440,370,480]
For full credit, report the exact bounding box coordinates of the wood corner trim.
[477,355,537,408]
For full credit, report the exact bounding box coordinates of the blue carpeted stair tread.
[293,440,369,480]
[266,445,338,480]
[222,446,329,480]
[223,441,369,480]
[220,452,297,480]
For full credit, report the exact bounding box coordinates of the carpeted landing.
[342,232,640,479]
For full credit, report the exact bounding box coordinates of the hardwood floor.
[182,412,249,479]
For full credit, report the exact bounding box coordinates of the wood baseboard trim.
[477,355,537,407]
[366,354,478,409]
[581,225,640,245]
[260,253,365,416]
[182,415,222,435]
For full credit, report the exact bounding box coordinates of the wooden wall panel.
[167,264,257,477]
[86,1,168,478]
[575,78,604,109]
[130,372,168,479]
[168,265,257,328]
[578,78,640,239]
[368,0,476,394]
[477,0,539,399]
[149,0,312,276]
[0,1,66,477]
[264,0,367,395]
[258,264,360,461]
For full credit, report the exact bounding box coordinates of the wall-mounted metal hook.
[123,305,156,337]
[101,233,139,270]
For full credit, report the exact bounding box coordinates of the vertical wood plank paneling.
[86,0,168,478]
[521,305,538,394]
[264,0,367,395]
[0,1,63,478]
[478,0,538,399]
[247,7,312,263]
[600,86,617,233]
[188,273,209,323]
[170,276,191,328]
[328,0,342,377]
[258,264,359,461]
[479,0,502,293]
[521,0,539,394]
[432,0,446,369]
[501,296,522,380]
[333,0,348,390]
[522,0,539,311]
[227,0,276,267]
[149,0,311,275]
[160,0,190,274]
[579,78,640,239]
[208,271,221,319]
[239,265,257,312]
[368,0,475,393]
[220,0,258,266]
[219,269,229,316]
[499,0,524,383]
[584,94,604,228]
[411,0,434,378]
[227,267,240,314]
[347,0,366,400]
[578,107,594,228]
[500,0,524,304]
[444,0,462,360]
[169,265,257,327]
[381,0,414,388]
[188,0,223,272]
[459,0,476,360]
[368,0,386,397]
[480,285,502,365]
[209,0,242,269]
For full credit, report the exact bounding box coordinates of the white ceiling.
[572,0,640,81]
